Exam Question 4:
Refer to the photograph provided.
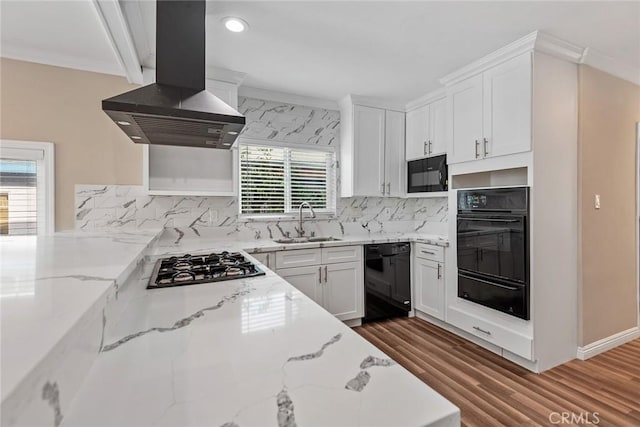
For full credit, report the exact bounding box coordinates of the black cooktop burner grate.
[147,251,265,289]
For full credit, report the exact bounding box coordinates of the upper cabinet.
[405,96,447,161]
[143,79,239,196]
[340,96,405,198]
[447,52,532,164]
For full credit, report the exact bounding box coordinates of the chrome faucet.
[297,202,316,237]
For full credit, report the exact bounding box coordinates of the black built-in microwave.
[407,154,448,193]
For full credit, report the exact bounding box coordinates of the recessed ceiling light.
[223,17,248,33]
[117,121,131,126]
[131,136,142,140]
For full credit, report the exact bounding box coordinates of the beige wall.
[0,58,143,230]
[578,65,640,345]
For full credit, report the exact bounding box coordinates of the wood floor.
[355,317,640,427]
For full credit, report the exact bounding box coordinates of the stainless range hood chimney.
[102,0,245,149]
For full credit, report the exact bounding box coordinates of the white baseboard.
[577,326,640,360]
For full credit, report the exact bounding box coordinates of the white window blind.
[0,160,38,235]
[240,144,336,216]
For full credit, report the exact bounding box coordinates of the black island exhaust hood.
[102,0,245,149]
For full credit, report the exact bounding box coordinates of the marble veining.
[102,285,254,352]
[360,355,395,369]
[276,388,297,427]
[42,382,63,427]
[345,371,371,392]
[286,333,342,362]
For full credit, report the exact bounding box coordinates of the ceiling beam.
[91,0,143,84]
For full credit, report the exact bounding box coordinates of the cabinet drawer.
[447,306,533,360]
[321,245,362,264]
[275,249,322,269]
[415,243,444,262]
[249,252,273,269]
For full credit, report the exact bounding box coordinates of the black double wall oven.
[456,187,530,320]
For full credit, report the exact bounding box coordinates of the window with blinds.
[240,144,336,216]
[0,140,53,236]
[0,160,38,235]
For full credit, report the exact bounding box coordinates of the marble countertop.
[2,228,457,427]
[62,250,459,427]
[0,229,160,404]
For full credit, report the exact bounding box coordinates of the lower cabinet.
[276,246,364,321]
[250,252,274,269]
[413,243,445,321]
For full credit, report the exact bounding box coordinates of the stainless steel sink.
[273,236,341,244]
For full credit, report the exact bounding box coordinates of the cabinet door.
[448,75,483,164]
[277,265,323,306]
[353,105,386,196]
[324,262,364,321]
[405,104,430,160]
[250,252,273,269]
[414,258,444,320]
[483,52,532,158]
[429,98,447,156]
[384,110,406,197]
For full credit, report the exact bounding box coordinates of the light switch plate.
[595,194,601,209]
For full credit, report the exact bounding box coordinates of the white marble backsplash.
[237,97,339,146]
[75,184,447,240]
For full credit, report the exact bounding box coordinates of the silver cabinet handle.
[324,266,328,283]
[437,263,442,279]
[318,267,322,284]
[428,140,432,154]
[483,137,489,157]
[381,182,385,195]
[386,182,390,195]
[473,326,492,336]
[474,139,480,159]
[421,250,436,255]
[266,253,270,267]
[423,141,428,155]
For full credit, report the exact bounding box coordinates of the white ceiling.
[0,0,123,76]
[2,1,639,104]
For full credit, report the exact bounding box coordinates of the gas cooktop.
[147,251,265,289]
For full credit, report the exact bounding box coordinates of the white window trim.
[0,140,55,235]
[236,137,337,221]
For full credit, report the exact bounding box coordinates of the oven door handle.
[457,216,521,223]
[459,273,521,291]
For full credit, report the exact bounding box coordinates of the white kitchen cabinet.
[277,265,323,306]
[353,105,386,196]
[276,245,364,322]
[482,52,532,158]
[339,96,405,197]
[324,261,364,320]
[143,79,239,196]
[405,97,447,161]
[384,110,406,197]
[429,97,447,156]
[405,104,430,160]
[250,252,274,269]
[447,52,532,164]
[413,258,444,320]
[413,244,445,320]
[448,75,483,164]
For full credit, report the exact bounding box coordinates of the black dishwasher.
[364,243,411,322]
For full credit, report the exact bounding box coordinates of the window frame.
[0,140,55,235]
[236,138,337,221]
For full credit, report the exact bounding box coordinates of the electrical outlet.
[595,194,601,209]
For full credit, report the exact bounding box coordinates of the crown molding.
[344,94,406,112]
[239,86,339,111]
[207,66,247,85]
[406,88,446,111]
[439,31,585,86]
[92,0,143,84]
[580,47,640,86]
